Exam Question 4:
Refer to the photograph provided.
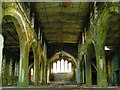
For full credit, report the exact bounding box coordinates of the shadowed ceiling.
[33,2,90,43]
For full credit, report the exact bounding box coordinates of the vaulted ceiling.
[33,2,90,43]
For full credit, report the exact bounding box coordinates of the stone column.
[5,59,9,85]
[85,52,92,86]
[2,56,6,86]
[0,34,4,86]
[8,59,13,86]
[81,60,85,84]
[95,44,107,87]
[77,43,82,84]
[43,58,47,84]
[49,62,52,82]
[39,62,42,84]
[40,54,47,84]
[33,46,39,86]
[18,42,30,87]
[41,59,44,84]
[50,62,53,81]
[76,60,80,84]
[72,65,76,81]
[47,64,49,83]
[47,62,50,83]
[14,61,18,85]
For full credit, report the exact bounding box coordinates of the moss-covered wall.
[111,52,120,85]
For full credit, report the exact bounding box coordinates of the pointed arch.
[50,51,77,66]
[2,6,28,41]
[1,4,32,87]
[93,5,120,87]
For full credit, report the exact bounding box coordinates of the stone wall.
[111,52,120,85]
[50,72,75,82]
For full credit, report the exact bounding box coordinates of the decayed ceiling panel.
[34,2,90,43]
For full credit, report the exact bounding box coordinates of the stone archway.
[1,15,23,86]
[85,42,97,86]
[94,5,120,87]
[28,47,34,85]
[28,42,40,86]
[100,12,120,86]
[48,51,77,84]
[50,51,77,65]
[39,52,47,84]
[2,3,32,87]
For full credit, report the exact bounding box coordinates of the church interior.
[0,1,120,89]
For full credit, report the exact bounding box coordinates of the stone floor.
[2,86,120,90]
[1,81,120,90]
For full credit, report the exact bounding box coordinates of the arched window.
[57,60,61,73]
[65,60,68,72]
[53,62,57,73]
[68,62,72,72]
[61,59,64,72]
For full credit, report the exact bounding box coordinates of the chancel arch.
[48,51,77,83]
